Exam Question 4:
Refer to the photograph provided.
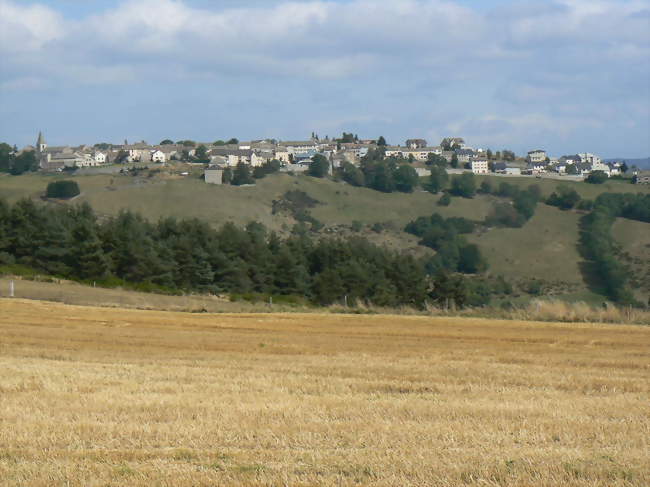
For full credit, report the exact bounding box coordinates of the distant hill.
[1,169,649,302]
[605,157,650,169]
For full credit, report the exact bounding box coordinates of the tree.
[546,186,581,210]
[430,271,469,309]
[566,164,578,175]
[176,140,196,147]
[393,165,419,193]
[486,149,493,160]
[427,166,449,194]
[253,159,282,179]
[46,180,80,199]
[367,161,395,192]
[10,151,38,175]
[450,173,476,198]
[68,211,109,280]
[438,193,451,206]
[338,133,355,143]
[377,136,387,146]
[308,154,330,178]
[450,154,459,168]
[0,143,13,173]
[312,268,345,305]
[479,180,493,194]
[115,150,129,164]
[458,244,488,274]
[427,153,447,168]
[222,167,233,184]
[227,138,239,145]
[620,162,629,173]
[340,161,364,187]
[585,170,608,184]
[502,150,516,161]
[231,162,254,185]
[194,145,210,164]
[160,139,174,145]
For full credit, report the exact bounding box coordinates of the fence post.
[344,295,348,307]
[9,280,14,298]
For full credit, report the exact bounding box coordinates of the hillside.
[1,169,648,302]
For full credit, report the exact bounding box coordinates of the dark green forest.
[0,198,503,308]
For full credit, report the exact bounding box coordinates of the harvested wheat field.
[1,299,649,486]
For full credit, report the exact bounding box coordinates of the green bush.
[46,180,80,199]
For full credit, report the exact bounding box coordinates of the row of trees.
[578,193,650,305]
[0,198,441,307]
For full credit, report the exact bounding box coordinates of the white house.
[471,159,489,174]
[527,149,547,164]
[151,150,166,163]
[93,152,107,164]
[591,162,610,175]
[578,153,601,165]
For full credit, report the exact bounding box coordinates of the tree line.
[0,198,489,308]
[578,192,650,305]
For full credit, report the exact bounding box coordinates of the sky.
[0,0,649,158]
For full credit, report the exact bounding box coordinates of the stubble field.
[1,299,649,486]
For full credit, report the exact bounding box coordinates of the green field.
[1,169,648,300]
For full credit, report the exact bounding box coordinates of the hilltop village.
[10,132,645,185]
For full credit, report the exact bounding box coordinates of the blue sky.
[1,0,649,157]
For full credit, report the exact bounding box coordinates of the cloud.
[0,0,648,155]
[0,1,64,53]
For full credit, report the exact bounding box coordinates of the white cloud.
[1,0,647,85]
[0,0,65,53]
[0,0,648,154]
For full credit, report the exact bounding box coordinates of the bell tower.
[36,131,47,152]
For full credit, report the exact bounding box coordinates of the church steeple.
[37,131,47,152]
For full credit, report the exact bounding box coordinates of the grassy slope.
[468,204,584,286]
[1,171,648,297]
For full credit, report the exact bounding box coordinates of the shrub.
[585,170,608,184]
[46,180,80,199]
[437,193,451,206]
[450,173,476,198]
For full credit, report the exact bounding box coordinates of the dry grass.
[1,298,649,486]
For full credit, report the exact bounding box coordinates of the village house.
[273,147,291,163]
[150,150,166,163]
[441,137,466,150]
[339,143,370,159]
[635,171,650,184]
[527,149,547,164]
[281,140,319,156]
[204,166,224,184]
[607,162,622,176]
[578,152,601,165]
[211,148,265,167]
[454,149,475,164]
[470,158,489,174]
[528,160,549,174]
[406,139,427,149]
